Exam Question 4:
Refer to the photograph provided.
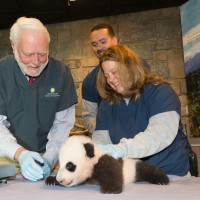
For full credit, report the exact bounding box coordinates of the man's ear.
[113,36,118,45]
[84,143,95,158]
[10,40,15,52]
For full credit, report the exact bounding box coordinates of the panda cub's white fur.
[122,158,138,185]
[46,135,169,194]
[56,135,103,187]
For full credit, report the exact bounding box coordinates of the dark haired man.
[82,23,149,133]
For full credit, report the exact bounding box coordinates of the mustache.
[27,60,48,68]
[96,48,107,55]
[28,63,43,68]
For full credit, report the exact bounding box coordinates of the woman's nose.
[108,74,115,83]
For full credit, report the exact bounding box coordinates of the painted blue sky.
[180,0,200,63]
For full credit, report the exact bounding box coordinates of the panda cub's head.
[56,135,103,187]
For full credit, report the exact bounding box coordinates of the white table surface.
[0,175,199,200]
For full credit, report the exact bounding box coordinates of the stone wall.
[0,7,190,134]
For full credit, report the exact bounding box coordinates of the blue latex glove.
[97,144,125,159]
[18,150,44,181]
[42,162,51,178]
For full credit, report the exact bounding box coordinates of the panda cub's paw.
[45,176,60,186]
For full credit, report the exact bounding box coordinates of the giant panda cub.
[46,135,169,194]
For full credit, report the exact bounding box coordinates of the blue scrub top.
[82,65,101,106]
[96,83,190,176]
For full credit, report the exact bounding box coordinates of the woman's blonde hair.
[97,44,170,104]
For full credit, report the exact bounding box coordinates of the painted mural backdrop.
[180,0,200,137]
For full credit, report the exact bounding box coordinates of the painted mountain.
[185,52,200,75]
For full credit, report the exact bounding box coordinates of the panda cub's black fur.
[46,135,169,194]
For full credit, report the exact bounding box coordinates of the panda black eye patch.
[66,162,76,172]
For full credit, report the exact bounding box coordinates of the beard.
[96,48,108,59]
[14,49,48,77]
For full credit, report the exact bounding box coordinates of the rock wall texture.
[0,7,190,135]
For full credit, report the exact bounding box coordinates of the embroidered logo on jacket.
[45,87,60,98]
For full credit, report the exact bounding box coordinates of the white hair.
[9,16,50,44]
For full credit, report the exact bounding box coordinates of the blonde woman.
[93,44,190,176]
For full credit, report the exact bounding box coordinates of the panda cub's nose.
[59,179,73,186]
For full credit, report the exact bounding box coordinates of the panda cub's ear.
[84,143,95,158]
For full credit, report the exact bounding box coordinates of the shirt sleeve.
[42,105,75,169]
[92,130,113,144]
[0,115,22,159]
[119,111,179,158]
[82,99,98,133]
